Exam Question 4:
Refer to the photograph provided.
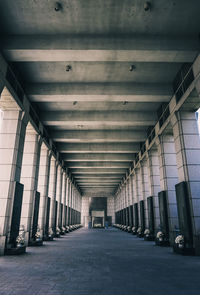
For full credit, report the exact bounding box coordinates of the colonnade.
[114,109,200,255]
[114,55,200,255]
[0,87,82,255]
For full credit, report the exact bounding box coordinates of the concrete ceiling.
[0,0,199,195]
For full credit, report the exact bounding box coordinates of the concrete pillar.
[71,185,74,225]
[68,181,72,225]
[146,148,161,233]
[0,110,28,254]
[37,144,51,238]
[56,166,63,229]
[49,157,57,234]
[62,171,67,227]
[122,185,126,224]
[20,125,42,244]
[135,168,143,227]
[140,160,149,229]
[66,178,70,225]
[157,134,179,244]
[128,176,133,206]
[172,111,200,253]
[132,173,137,205]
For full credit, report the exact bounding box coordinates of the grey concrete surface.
[0,228,200,295]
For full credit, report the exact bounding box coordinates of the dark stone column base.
[5,245,26,255]
[29,240,43,246]
[155,239,170,247]
[173,244,195,256]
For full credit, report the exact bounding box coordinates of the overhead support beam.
[76,178,121,182]
[66,162,131,168]
[70,168,127,174]
[62,153,135,162]
[81,192,114,197]
[2,35,199,62]
[52,130,147,143]
[56,142,140,153]
[74,175,123,179]
[41,111,157,127]
[81,190,115,196]
[78,183,119,186]
[79,184,117,186]
[26,83,172,103]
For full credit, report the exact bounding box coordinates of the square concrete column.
[128,176,133,206]
[131,174,136,205]
[171,111,200,253]
[0,110,28,254]
[140,160,150,229]
[126,178,130,207]
[20,125,42,244]
[49,157,57,234]
[122,186,126,224]
[68,181,72,225]
[56,166,63,228]
[66,178,70,225]
[146,148,161,232]
[37,144,51,238]
[156,134,179,244]
[61,172,67,227]
[71,185,74,225]
[135,168,143,227]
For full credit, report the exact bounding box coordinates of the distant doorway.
[91,210,105,228]
[93,217,104,228]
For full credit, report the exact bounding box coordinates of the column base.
[144,236,155,241]
[173,244,195,256]
[43,236,54,241]
[5,245,26,255]
[155,239,170,247]
[132,227,138,235]
[136,227,144,238]
[29,239,43,247]
[60,227,66,235]
[0,236,6,256]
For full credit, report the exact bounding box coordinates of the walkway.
[0,228,200,295]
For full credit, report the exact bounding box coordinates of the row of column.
[0,105,82,254]
[115,110,200,254]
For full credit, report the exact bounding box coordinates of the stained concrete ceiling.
[0,0,199,195]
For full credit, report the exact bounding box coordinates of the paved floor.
[0,228,200,295]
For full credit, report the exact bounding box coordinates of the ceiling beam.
[76,177,121,182]
[66,161,131,168]
[62,153,135,162]
[56,142,140,153]
[51,130,147,143]
[74,175,123,179]
[2,35,199,62]
[26,82,172,103]
[41,111,157,126]
[70,168,127,174]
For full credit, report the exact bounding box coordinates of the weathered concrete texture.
[0,228,200,295]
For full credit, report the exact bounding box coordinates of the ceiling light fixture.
[66,65,72,72]
[129,64,136,72]
[123,101,128,105]
[144,2,151,11]
[55,2,62,11]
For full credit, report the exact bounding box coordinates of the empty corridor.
[0,228,200,295]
